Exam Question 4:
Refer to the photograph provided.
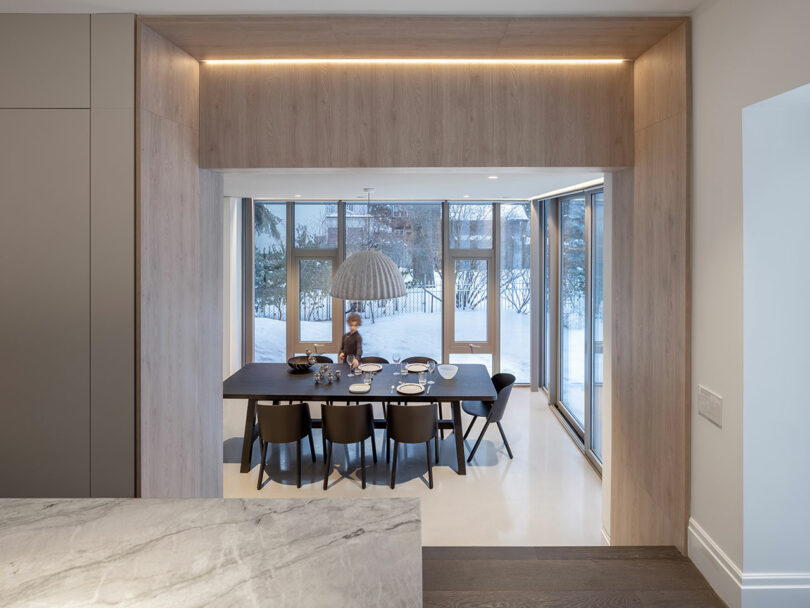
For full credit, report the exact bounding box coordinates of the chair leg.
[323,441,332,490]
[390,441,399,489]
[308,430,316,463]
[464,415,478,439]
[467,420,490,463]
[360,441,366,489]
[434,428,440,463]
[386,432,391,463]
[257,440,267,490]
[496,421,514,459]
[438,403,445,439]
[426,441,433,489]
[369,422,378,463]
[295,439,301,488]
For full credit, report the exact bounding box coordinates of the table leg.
[451,401,466,475]
[240,399,258,473]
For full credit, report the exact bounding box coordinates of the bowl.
[437,364,458,380]
[287,355,314,373]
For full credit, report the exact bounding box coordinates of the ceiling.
[142,15,686,60]
[222,168,603,201]
[0,1,703,15]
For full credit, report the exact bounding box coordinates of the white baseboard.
[601,526,611,546]
[688,518,810,608]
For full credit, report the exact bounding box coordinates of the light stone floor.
[223,387,602,546]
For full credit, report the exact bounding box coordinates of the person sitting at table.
[338,312,363,369]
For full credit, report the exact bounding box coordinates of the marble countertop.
[0,498,421,607]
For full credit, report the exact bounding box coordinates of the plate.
[357,363,382,373]
[405,363,429,373]
[349,383,371,394]
[397,382,425,395]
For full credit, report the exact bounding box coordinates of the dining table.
[222,362,498,476]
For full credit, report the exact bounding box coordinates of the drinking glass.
[364,372,373,386]
[418,371,427,387]
[392,353,401,375]
[427,360,436,376]
[347,354,356,377]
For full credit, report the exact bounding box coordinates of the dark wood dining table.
[222,362,497,476]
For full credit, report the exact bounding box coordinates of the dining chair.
[386,403,439,489]
[401,356,444,438]
[321,403,377,489]
[359,356,389,364]
[462,373,516,463]
[257,403,316,489]
[314,355,333,363]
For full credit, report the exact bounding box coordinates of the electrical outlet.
[698,385,723,428]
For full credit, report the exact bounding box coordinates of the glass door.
[288,202,342,357]
[445,202,496,373]
[558,194,587,434]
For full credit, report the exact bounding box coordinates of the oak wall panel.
[138,24,222,498]
[199,63,634,169]
[611,22,690,553]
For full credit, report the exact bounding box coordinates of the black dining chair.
[386,403,439,489]
[314,355,333,363]
[462,373,516,463]
[359,356,389,364]
[256,403,316,489]
[401,356,445,438]
[322,403,377,489]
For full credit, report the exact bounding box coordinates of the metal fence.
[259,280,532,322]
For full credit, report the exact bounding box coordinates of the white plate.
[397,382,425,395]
[357,363,382,373]
[349,383,371,394]
[405,363,429,373]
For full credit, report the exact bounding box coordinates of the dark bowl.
[287,355,314,372]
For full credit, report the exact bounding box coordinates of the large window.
[540,187,605,470]
[345,202,442,362]
[559,196,587,429]
[249,199,536,383]
[499,203,531,382]
[254,202,287,362]
[590,192,605,461]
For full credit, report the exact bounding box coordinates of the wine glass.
[392,353,401,375]
[427,360,436,391]
[347,354,356,377]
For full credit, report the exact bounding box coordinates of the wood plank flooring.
[423,547,725,607]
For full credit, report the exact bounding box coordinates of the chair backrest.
[315,355,333,363]
[322,403,374,444]
[488,373,516,422]
[360,356,389,364]
[258,403,312,444]
[401,356,438,365]
[387,404,437,444]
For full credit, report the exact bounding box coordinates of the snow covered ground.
[254,308,536,382]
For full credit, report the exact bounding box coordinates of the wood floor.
[423,546,725,607]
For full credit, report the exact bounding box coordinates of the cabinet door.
[0,109,90,496]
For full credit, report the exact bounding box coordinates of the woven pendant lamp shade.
[330,250,406,301]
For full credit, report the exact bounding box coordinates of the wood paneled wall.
[199,62,634,169]
[138,24,222,498]
[610,23,691,552]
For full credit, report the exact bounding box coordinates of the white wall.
[690,1,810,606]
[742,84,810,599]
[222,197,243,378]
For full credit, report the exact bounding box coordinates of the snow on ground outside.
[253,309,586,394]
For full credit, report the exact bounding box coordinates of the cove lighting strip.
[203,58,626,65]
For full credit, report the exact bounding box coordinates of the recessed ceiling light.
[463,194,471,198]
[488,175,498,180]
[294,194,302,198]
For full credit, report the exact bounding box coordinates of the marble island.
[0,497,421,607]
